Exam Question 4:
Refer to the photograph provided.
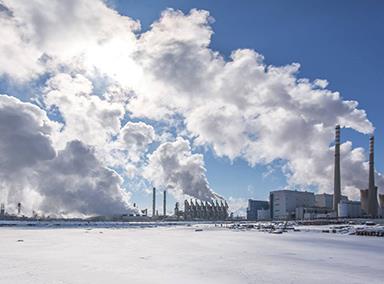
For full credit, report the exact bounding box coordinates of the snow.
[0,225,383,284]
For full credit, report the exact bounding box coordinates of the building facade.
[257,208,271,220]
[338,200,362,218]
[270,190,315,220]
[315,193,333,209]
[184,200,228,221]
[246,199,269,220]
[295,206,335,220]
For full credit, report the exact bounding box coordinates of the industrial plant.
[247,126,384,221]
[0,126,382,222]
[149,187,229,221]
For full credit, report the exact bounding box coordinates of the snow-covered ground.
[0,225,383,284]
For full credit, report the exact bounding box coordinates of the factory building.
[315,193,347,209]
[338,200,362,218]
[315,193,333,209]
[269,190,315,220]
[295,206,334,220]
[257,208,271,220]
[184,200,228,221]
[246,199,269,220]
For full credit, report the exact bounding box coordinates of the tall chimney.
[163,190,167,217]
[152,187,156,217]
[368,135,378,217]
[333,125,341,215]
[369,135,375,189]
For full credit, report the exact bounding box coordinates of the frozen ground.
[0,225,383,284]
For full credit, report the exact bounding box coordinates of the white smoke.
[0,95,135,216]
[115,121,155,163]
[144,138,221,201]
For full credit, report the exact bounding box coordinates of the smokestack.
[369,135,375,189]
[333,125,341,215]
[163,190,166,217]
[152,187,156,217]
[368,135,378,217]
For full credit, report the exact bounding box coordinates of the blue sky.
[110,0,384,207]
[0,0,383,216]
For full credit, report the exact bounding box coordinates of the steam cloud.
[144,138,221,201]
[0,95,134,216]
[0,0,382,215]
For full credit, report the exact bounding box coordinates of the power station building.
[246,199,269,220]
[338,200,361,218]
[246,126,382,221]
[269,190,315,220]
[184,199,228,221]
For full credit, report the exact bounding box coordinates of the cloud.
[126,9,380,197]
[115,121,155,162]
[144,138,221,201]
[36,140,133,216]
[0,95,56,175]
[0,0,140,82]
[43,73,125,149]
[0,0,382,208]
[0,95,134,216]
[0,95,56,212]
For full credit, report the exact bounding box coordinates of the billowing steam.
[144,138,221,201]
[0,95,134,216]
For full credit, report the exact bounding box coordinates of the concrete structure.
[163,190,167,217]
[315,193,347,209]
[246,199,269,220]
[152,187,156,217]
[379,194,384,208]
[0,203,4,217]
[367,135,379,217]
[269,190,315,220]
[333,125,341,215]
[379,194,384,217]
[360,189,369,215]
[338,200,362,218]
[315,193,333,209]
[256,208,271,220]
[184,199,228,220]
[295,206,335,220]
